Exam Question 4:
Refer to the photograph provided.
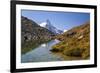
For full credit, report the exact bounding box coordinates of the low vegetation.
[51,22,90,60]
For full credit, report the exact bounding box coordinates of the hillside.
[21,16,55,54]
[51,22,90,60]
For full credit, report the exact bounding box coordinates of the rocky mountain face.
[21,16,55,54]
[39,20,63,34]
[51,22,90,60]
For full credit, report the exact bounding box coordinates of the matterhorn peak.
[39,19,63,34]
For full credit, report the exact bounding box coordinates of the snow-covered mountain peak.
[39,20,63,34]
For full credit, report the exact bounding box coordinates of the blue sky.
[21,10,90,31]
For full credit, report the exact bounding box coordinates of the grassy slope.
[51,22,90,59]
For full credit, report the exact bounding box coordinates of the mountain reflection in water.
[21,39,64,63]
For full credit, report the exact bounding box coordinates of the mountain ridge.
[21,16,55,54]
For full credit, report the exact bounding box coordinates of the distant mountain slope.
[21,16,55,54]
[39,20,63,34]
[51,22,90,60]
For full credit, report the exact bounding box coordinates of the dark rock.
[67,32,76,37]
[50,49,60,52]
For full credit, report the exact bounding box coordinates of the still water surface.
[21,39,64,63]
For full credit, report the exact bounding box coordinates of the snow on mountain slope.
[63,29,68,32]
[39,20,63,34]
